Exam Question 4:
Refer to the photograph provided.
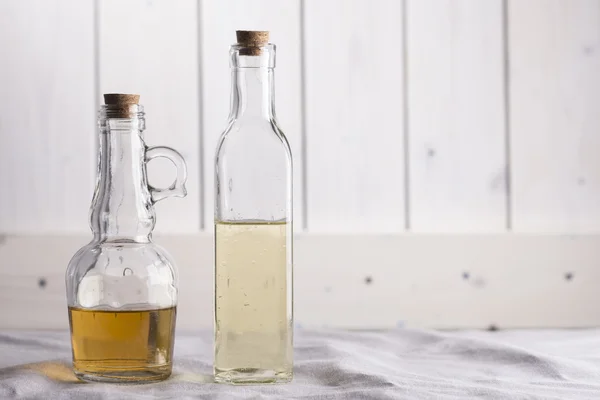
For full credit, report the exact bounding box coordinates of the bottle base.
[73,363,172,383]
[214,368,292,385]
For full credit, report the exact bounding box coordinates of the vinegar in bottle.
[65,94,187,383]
[214,31,293,384]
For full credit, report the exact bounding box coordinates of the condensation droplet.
[123,268,133,276]
[228,178,233,192]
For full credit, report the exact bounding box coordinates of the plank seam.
[502,0,513,230]
[401,0,411,231]
[197,0,206,231]
[93,0,100,162]
[300,0,308,231]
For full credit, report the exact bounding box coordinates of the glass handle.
[145,146,188,203]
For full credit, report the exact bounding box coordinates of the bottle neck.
[228,43,276,121]
[229,67,275,120]
[90,118,155,243]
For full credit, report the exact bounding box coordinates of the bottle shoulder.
[215,118,292,159]
[65,240,178,309]
[66,241,177,275]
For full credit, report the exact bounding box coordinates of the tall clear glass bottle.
[66,94,187,383]
[214,31,293,384]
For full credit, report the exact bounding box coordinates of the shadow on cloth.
[0,360,81,383]
[1,361,216,386]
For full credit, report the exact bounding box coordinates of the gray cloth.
[1,329,600,399]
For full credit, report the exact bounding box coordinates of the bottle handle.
[145,146,188,203]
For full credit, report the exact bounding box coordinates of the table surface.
[1,329,600,399]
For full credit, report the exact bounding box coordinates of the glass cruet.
[214,31,294,384]
[65,94,187,383]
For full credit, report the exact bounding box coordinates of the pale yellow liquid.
[214,221,293,384]
[68,306,176,382]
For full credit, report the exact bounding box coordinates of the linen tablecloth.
[1,329,600,399]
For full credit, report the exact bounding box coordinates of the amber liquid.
[68,306,176,382]
[215,221,293,384]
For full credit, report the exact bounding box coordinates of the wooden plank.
[1,233,599,329]
[99,0,201,233]
[304,0,405,233]
[509,0,600,232]
[407,0,507,232]
[0,0,95,233]
[200,0,303,230]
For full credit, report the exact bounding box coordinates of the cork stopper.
[236,30,269,56]
[103,93,140,118]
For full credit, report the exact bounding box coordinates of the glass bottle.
[65,94,187,383]
[214,31,293,384]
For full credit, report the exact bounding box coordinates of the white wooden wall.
[0,0,599,329]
